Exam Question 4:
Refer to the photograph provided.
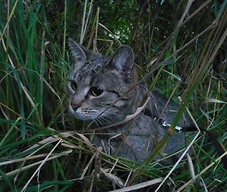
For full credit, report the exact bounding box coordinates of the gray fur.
[67,37,191,163]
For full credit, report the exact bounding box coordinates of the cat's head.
[67,38,137,126]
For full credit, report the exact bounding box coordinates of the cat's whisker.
[94,116,107,128]
[97,115,116,127]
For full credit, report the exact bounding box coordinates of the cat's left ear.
[108,45,134,77]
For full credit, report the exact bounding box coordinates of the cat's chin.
[71,112,95,121]
[73,114,93,121]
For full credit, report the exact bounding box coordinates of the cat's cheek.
[114,100,126,108]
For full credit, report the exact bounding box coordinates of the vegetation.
[0,0,226,191]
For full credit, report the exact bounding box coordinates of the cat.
[67,37,192,163]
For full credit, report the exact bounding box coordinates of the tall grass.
[0,0,227,191]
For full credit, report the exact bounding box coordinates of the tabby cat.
[67,38,191,163]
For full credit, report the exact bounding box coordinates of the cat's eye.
[71,82,77,91]
[90,87,103,96]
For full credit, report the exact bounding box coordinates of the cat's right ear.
[68,37,94,62]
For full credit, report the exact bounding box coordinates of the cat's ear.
[68,37,94,62]
[108,45,134,77]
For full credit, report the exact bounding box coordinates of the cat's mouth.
[69,105,99,121]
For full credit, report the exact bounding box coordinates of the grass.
[0,0,227,191]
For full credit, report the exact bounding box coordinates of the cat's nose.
[71,103,81,111]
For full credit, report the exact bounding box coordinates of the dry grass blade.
[203,98,227,104]
[101,168,124,188]
[109,178,163,192]
[0,151,71,167]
